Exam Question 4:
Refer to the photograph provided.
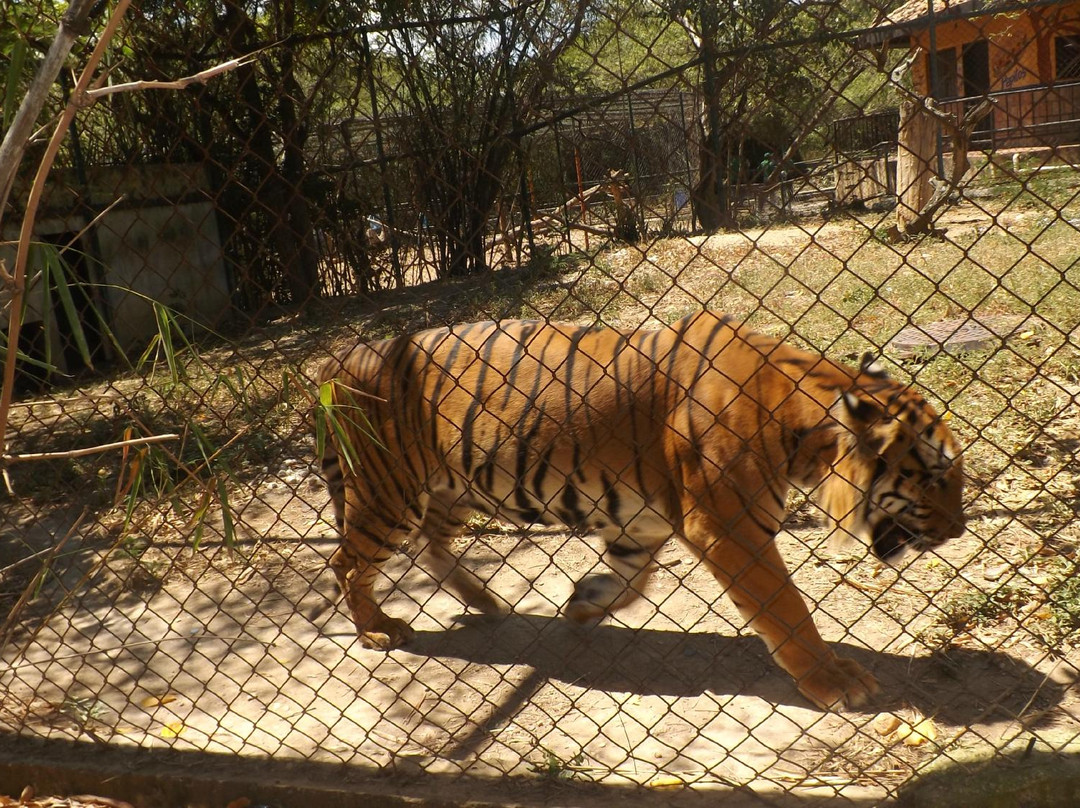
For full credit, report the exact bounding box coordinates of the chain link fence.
[2,0,1079,804]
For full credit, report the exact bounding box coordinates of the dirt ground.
[3,207,1080,804]
[3,443,1079,804]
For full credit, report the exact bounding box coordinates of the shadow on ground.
[399,612,1067,725]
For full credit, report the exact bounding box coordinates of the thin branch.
[3,433,180,464]
[79,57,255,104]
[0,508,88,649]
[62,193,128,249]
[0,544,61,576]
[0,0,99,223]
[7,392,122,408]
[0,0,134,498]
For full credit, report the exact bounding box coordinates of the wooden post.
[574,147,589,251]
[895,100,936,236]
[608,170,638,242]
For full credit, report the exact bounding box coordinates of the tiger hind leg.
[564,532,661,623]
[411,494,512,616]
[330,536,416,651]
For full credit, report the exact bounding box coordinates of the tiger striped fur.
[314,311,964,710]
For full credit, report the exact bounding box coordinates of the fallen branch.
[0,508,88,649]
[3,432,180,464]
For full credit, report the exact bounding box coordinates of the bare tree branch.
[0,0,99,225]
[79,57,255,104]
[4,433,181,464]
[889,97,995,241]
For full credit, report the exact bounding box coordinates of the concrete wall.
[95,200,229,354]
[1,164,229,377]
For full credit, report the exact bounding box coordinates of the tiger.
[314,310,964,710]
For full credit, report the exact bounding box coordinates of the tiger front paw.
[358,616,415,650]
[797,655,879,711]
[564,573,622,623]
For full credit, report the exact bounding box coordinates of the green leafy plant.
[1040,562,1080,645]
[529,748,587,779]
[939,584,1019,634]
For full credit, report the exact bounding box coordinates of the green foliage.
[530,748,587,779]
[34,243,96,372]
[0,1,60,101]
[59,696,107,727]
[558,0,695,93]
[1041,561,1080,645]
[0,243,113,386]
[2,37,27,129]
[939,584,1019,634]
[313,378,382,476]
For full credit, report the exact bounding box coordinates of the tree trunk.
[895,100,936,236]
[274,35,320,307]
[691,1,737,233]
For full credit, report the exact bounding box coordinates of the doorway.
[962,39,993,143]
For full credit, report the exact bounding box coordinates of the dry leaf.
[902,717,937,746]
[160,721,184,738]
[139,693,177,709]
[646,774,684,789]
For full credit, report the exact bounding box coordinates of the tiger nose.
[936,511,966,540]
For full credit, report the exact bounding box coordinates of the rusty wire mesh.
[2,0,1080,804]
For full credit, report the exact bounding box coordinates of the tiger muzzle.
[871,513,963,561]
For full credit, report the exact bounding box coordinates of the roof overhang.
[857,0,1061,49]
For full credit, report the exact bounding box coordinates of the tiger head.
[820,357,965,562]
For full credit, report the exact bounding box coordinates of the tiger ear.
[831,391,887,451]
[859,352,889,379]
[836,390,879,425]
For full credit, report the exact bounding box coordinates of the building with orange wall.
[866,0,1080,148]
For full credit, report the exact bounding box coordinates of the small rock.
[874,712,902,735]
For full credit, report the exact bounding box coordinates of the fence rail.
[939,80,1080,149]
